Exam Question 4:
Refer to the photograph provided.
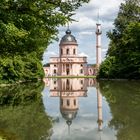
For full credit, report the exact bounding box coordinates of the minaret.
[95,20,102,69]
[97,84,103,131]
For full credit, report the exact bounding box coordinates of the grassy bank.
[46,76,96,78]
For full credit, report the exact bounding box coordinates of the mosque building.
[43,23,102,76]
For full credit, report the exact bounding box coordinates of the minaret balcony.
[96,31,102,35]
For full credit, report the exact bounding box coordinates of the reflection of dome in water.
[60,109,78,125]
[60,29,77,45]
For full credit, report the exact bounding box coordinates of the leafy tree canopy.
[0,0,89,83]
[98,0,140,79]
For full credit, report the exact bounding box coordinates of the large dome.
[60,29,77,45]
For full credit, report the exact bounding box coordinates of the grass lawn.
[46,75,96,78]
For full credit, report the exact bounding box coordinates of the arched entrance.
[66,69,69,75]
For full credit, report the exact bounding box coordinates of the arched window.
[73,49,76,54]
[74,99,76,106]
[61,99,63,106]
[67,99,70,106]
[61,49,63,55]
[66,49,69,54]
[66,79,70,90]
[54,69,56,74]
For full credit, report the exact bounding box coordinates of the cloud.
[43,0,124,64]
[66,0,124,31]
[46,51,57,56]
[79,31,93,35]
[59,0,124,34]
[78,52,89,57]
[102,48,108,52]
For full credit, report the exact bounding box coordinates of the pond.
[0,78,140,140]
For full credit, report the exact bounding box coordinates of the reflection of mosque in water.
[44,78,103,133]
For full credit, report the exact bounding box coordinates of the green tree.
[99,0,140,79]
[0,0,89,83]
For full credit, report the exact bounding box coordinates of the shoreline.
[0,79,42,87]
[45,76,96,78]
[98,78,140,81]
[1,77,140,87]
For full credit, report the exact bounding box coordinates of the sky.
[42,0,124,64]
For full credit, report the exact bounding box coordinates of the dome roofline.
[59,42,78,46]
[59,29,77,45]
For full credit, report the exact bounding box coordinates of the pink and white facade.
[44,25,101,77]
[44,29,88,76]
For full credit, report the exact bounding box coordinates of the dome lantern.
[66,29,71,35]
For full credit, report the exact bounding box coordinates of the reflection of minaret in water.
[97,84,103,131]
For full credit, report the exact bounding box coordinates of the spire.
[66,22,71,34]
[67,22,70,30]
[66,120,72,135]
[96,9,101,25]
[97,9,100,24]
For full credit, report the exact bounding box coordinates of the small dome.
[60,109,78,122]
[60,29,77,45]
[66,29,71,34]
[60,108,78,120]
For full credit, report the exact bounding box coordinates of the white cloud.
[102,48,108,52]
[46,51,57,56]
[78,52,89,57]
[79,31,93,35]
[43,0,124,64]
[71,17,96,30]
[69,0,124,31]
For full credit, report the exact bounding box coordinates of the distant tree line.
[0,0,89,84]
[98,0,140,79]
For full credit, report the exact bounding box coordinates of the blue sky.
[42,0,124,64]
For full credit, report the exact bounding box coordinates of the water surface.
[0,79,140,140]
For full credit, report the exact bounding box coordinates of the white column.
[96,23,102,68]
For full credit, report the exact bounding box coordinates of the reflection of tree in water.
[0,82,52,140]
[99,81,140,140]
[0,82,43,106]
